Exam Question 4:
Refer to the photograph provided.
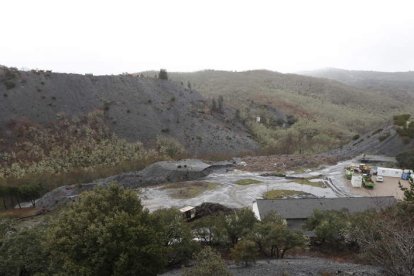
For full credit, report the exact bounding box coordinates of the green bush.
[156,136,186,159]
[231,239,258,266]
[396,150,414,169]
[183,247,231,276]
[46,184,166,275]
[393,114,411,126]
[3,80,16,89]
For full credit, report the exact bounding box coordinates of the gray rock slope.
[327,125,414,158]
[0,67,258,156]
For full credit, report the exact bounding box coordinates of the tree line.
[0,183,43,209]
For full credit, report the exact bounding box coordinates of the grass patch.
[234,179,263,185]
[263,189,312,199]
[161,181,218,199]
[293,178,326,188]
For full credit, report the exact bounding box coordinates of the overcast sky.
[1,0,413,75]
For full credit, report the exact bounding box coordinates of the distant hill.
[300,68,414,102]
[0,67,258,156]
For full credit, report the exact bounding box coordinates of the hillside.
[0,67,258,156]
[161,70,414,153]
[300,68,414,101]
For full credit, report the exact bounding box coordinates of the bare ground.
[162,256,383,276]
[238,154,338,172]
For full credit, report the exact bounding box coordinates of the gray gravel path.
[162,257,384,276]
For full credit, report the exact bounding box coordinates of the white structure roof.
[179,206,195,213]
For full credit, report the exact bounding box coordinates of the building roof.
[255,196,397,220]
[179,206,195,213]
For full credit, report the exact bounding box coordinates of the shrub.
[378,132,391,142]
[3,80,16,89]
[183,247,231,276]
[304,209,351,248]
[396,150,414,169]
[231,239,258,266]
[156,136,186,159]
[393,114,411,126]
[352,134,360,140]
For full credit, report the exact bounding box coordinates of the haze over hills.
[300,68,414,100]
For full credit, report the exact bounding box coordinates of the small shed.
[179,206,196,220]
[351,175,362,188]
[377,167,403,178]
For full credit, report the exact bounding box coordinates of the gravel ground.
[162,257,384,276]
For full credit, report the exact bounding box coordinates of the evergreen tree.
[159,69,168,80]
[46,183,165,275]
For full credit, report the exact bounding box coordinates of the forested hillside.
[165,70,414,153]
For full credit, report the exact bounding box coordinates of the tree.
[211,99,217,112]
[404,180,414,201]
[18,183,44,207]
[192,214,227,246]
[183,247,231,276]
[159,69,168,80]
[187,81,192,90]
[250,212,306,258]
[152,208,199,266]
[396,150,414,170]
[305,209,350,247]
[0,225,49,275]
[224,208,257,246]
[217,96,224,113]
[231,239,258,266]
[349,203,414,276]
[45,183,165,275]
[234,109,241,121]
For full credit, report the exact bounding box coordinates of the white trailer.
[351,175,363,188]
[377,167,403,178]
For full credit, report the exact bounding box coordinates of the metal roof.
[256,196,397,220]
[179,206,195,213]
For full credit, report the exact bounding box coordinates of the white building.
[377,167,403,178]
[351,175,362,188]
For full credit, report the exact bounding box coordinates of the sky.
[1,0,414,75]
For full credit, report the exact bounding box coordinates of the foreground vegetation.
[2,184,413,275]
[0,111,185,210]
[0,184,305,275]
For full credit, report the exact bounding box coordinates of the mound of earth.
[194,202,234,219]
